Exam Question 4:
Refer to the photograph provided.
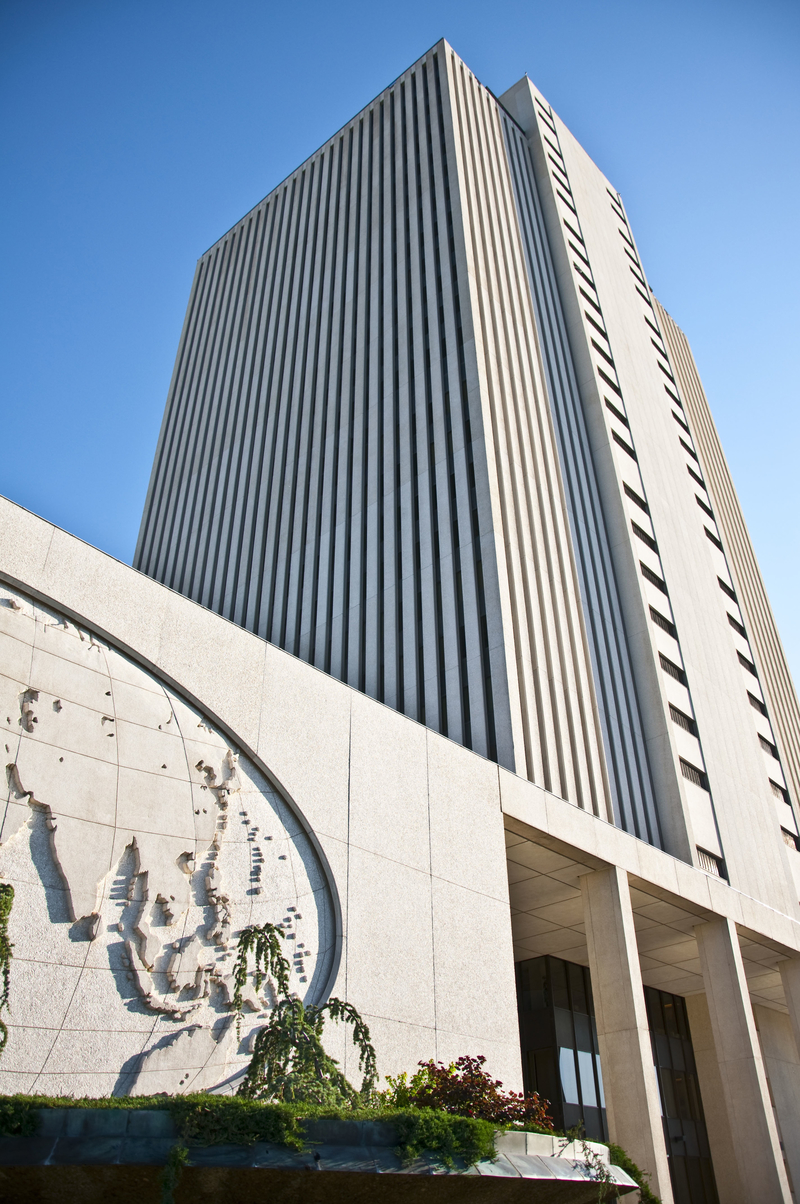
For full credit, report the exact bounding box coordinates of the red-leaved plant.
[381,1054,553,1130]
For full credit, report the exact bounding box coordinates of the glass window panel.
[555,1007,575,1048]
[670,1035,686,1072]
[673,1070,693,1122]
[574,1010,592,1052]
[656,1032,672,1068]
[659,1066,677,1118]
[646,987,665,1035]
[577,1049,597,1107]
[595,1054,605,1107]
[559,1046,580,1105]
[550,957,569,1009]
[663,996,680,1039]
[568,961,588,1014]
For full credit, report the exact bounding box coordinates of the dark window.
[579,286,602,314]
[644,314,662,338]
[613,429,636,459]
[570,240,591,268]
[573,261,596,289]
[543,135,562,158]
[680,758,709,790]
[660,653,686,683]
[738,650,757,677]
[625,482,649,513]
[728,613,746,639]
[688,465,706,488]
[644,986,720,1204]
[673,410,690,433]
[563,218,583,243]
[718,577,737,602]
[601,367,624,398]
[696,848,726,879]
[618,226,636,249]
[670,704,697,735]
[782,829,800,851]
[705,527,723,552]
[657,359,676,383]
[632,522,658,553]
[643,563,669,594]
[650,606,677,638]
[557,188,577,213]
[680,437,699,462]
[536,103,557,133]
[651,338,671,362]
[605,398,629,427]
[630,264,648,288]
[665,384,683,408]
[517,955,608,1141]
[586,311,610,342]
[592,339,615,368]
[759,734,779,760]
[549,154,569,178]
[696,495,714,519]
[635,283,654,307]
[748,691,767,717]
[771,779,789,805]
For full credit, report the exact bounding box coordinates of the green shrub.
[607,1142,662,1203]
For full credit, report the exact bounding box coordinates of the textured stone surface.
[0,584,337,1097]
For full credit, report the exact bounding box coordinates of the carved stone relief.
[0,587,337,1096]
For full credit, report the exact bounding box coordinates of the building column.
[694,916,791,1203]
[778,954,800,1059]
[581,866,673,1204]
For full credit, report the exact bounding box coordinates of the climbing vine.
[0,883,14,1055]
[230,922,290,1034]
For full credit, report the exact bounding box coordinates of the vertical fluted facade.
[136,47,511,768]
[137,41,800,882]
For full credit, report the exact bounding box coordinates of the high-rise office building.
[128,39,800,1201]
[135,40,800,899]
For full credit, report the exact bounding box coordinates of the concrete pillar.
[581,866,673,1204]
[684,992,743,1204]
[754,1003,800,1199]
[694,917,791,1203]
[778,955,800,1061]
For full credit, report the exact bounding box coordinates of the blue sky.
[2,0,799,678]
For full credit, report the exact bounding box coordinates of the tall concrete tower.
[136,40,800,920]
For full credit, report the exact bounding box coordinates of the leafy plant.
[0,883,14,1055]
[560,1124,618,1202]
[170,1095,305,1149]
[381,1055,553,1130]
[391,1107,498,1167]
[238,995,378,1105]
[160,1142,190,1204]
[607,1142,662,1204]
[231,922,290,1034]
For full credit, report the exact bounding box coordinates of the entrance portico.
[501,767,800,1204]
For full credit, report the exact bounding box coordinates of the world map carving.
[0,587,336,1095]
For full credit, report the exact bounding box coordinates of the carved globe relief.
[0,587,337,1096]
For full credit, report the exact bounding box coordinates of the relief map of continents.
[0,587,337,1096]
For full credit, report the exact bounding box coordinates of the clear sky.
[2,0,799,678]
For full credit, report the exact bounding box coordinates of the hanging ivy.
[231,923,290,1034]
[237,995,377,1105]
[0,883,14,1055]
